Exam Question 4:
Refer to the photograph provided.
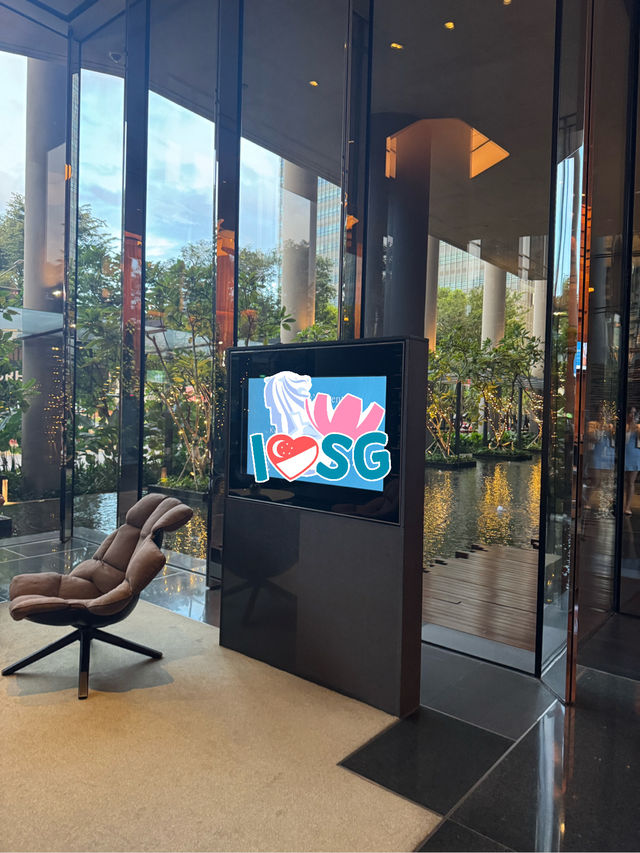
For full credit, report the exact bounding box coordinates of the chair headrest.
[125,492,194,536]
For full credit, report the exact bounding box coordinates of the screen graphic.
[247,373,389,491]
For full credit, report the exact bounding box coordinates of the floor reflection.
[450,667,640,852]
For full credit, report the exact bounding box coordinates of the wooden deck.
[422,545,539,651]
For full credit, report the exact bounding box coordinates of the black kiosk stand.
[220,337,427,716]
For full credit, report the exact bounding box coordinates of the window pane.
[142,0,218,566]
[73,25,125,538]
[0,13,69,538]
[366,0,556,671]
[238,0,347,346]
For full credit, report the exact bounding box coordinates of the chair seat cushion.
[8,574,134,622]
[9,571,99,603]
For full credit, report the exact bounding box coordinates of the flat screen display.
[247,374,388,491]
[226,340,405,523]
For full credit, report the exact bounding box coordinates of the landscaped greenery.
[426,286,543,462]
[1,193,545,495]
[0,195,341,500]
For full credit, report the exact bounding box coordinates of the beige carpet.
[0,601,440,852]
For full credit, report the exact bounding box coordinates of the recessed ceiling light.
[444,21,455,30]
[503,0,512,5]
[390,42,404,50]
[309,80,319,87]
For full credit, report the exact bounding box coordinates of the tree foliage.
[296,255,338,341]
[428,286,542,454]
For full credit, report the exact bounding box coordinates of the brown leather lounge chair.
[2,493,193,699]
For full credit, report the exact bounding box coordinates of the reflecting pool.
[423,457,540,563]
[2,458,541,568]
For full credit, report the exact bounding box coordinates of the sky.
[0,52,26,209]
[0,52,283,261]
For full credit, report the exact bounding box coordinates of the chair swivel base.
[2,626,163,699]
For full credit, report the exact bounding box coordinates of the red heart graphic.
[266,434,319,481]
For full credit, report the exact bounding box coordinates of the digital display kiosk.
[221,338,427,716]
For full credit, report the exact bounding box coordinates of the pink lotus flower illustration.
[305,393,384,440]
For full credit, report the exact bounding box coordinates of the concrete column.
[481,262,507,346]
[280,161,317,343]
[364,113,428,338]
[424,235,439,351]
[21,58,67,497]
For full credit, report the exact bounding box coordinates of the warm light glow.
[385,134,397,179]
[444,21,455,30]
[309,80,319,87]
[390,42,404,50]
[503,0,512,5]
[470,127,509,178]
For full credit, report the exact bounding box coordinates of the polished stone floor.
[1,533,640,852]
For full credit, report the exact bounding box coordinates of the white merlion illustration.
[263,371,317,437]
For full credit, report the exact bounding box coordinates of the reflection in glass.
[0,33,68,537]
[620,34,640,616]
[576,0,629,648]
[238,0,346,347]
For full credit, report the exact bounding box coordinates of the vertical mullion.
[61,34,80,542]
[208,0,242,584]
[117,0,150,524]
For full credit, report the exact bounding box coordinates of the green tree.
[237,247,294,345]
[469,324,542,448]
[296,255,338,341]
[74,206,122,488]
[436,285,524,345]
[428,287,541,454]
[144,240,218,487]
[0,193,25,303]
[0,194,34,462]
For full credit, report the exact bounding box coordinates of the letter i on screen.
[250,433,269,483]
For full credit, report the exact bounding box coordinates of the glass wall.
[142,0,217,566]
[577,0,630,642]
[3,0,639,690]
[238,0,347,348]
[366,0,556,670]
[0,10,69,539]
[72,14,125,540]
[619,24,640,618]
[539,0,588,696]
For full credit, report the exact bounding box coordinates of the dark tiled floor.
[579,613,640,681]
[451,667,640,852]
[421,645,555,740]
[340,706,512,814]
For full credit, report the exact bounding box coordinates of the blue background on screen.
[247,375,387,491]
